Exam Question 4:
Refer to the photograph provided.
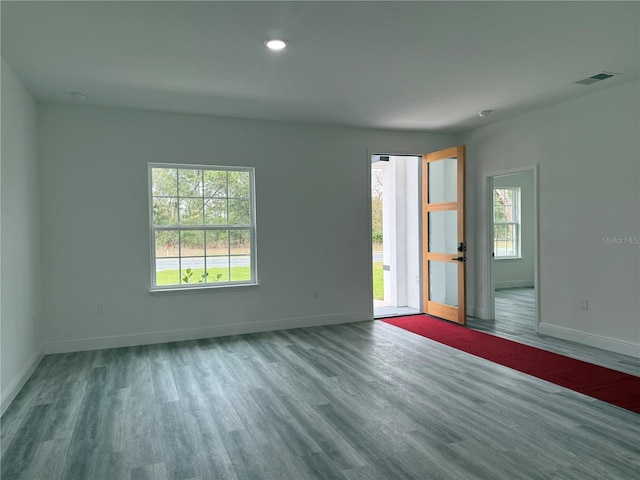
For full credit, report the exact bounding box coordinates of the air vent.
[575,72,618,85]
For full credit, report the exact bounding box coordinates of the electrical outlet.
[97,303,106,315]
[580,299,588,311]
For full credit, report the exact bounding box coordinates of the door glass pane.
[429,261,458,307]
[428,210,458,254]
[428,157,457,203]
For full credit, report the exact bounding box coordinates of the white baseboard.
[1,350,44,416]
[495,280,535,289]
[44,311,371,354]
[538,323,640,358]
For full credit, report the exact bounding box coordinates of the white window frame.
[493,186,521,259]
[148,163,257,291]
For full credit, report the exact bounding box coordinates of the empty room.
[1,2,639,479]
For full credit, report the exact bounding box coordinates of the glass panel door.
[422,146,467,324]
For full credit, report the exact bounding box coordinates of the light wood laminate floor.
[2,318,639,479]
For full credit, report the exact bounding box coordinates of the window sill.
[149,282,259,295]
[494,256,522,261]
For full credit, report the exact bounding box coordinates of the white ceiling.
[2,1,639,133]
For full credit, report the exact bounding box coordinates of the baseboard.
[44,311,371,354]
[538,323,640,358]
[1,350,44,416]
[495,280,534,289]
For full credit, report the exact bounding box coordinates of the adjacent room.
[2,2,639,479]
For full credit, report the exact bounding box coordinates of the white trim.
[484,164,539,327]
[1,350,44,415]
[148,163,257,291]
[44,312,371,354]
[538,323,640,358]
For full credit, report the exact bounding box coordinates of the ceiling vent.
[575,72,618,85]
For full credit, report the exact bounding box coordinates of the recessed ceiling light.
[264,38,288,51]
[68,91,87,101]
[479,110,494,118]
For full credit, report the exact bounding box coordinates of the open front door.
[422,146,467,324]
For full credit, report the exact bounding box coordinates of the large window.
[493,187,520,258]
[149,163,256,290]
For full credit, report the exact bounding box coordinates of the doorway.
[485,165,539,332]
[371,155,421,318]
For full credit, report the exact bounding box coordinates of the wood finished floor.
[2,318,639,480]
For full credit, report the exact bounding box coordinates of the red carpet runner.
[383,315,640,413]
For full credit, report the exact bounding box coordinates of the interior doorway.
[485,165,539,332]
[371,155,421,318]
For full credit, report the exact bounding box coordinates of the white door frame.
[367,150,424,318]
[484,164,540,330]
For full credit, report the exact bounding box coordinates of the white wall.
[38,103,454,352]
[493,171,535,289]
[459,80,640,356]
[1,58,43,413]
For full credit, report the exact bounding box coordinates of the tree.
[152,167,252,253]
[371,168,383,244]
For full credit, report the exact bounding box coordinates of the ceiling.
[2,1,639,133]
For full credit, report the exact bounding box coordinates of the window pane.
[155,261,180,286]
[428,157,457,203]
[179,198,203,225]
[204,170,227,197]
[494,188,514,222]
[153,197,178,225]
[206,230,229,256]
[181,259,206,284]
[155,230,179,258]
[494,224,516,257]
[230,261,251,282]
[180,230,205,257]
[230,229,250,255]
[228,171,250,198]
[206,256,230,283]
[150,165,256,289]
[155,230,180,286]
[178,169,203,197]
[204,199,228,225]
[229,199,250,225]
[152,168,177,197]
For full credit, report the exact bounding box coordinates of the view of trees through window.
[372,167,384,300]
[150,165,255,288]
[493,187,520,257]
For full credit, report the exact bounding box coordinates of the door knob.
[452,256,467,262]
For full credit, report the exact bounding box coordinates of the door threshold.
[374,306,422,319]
